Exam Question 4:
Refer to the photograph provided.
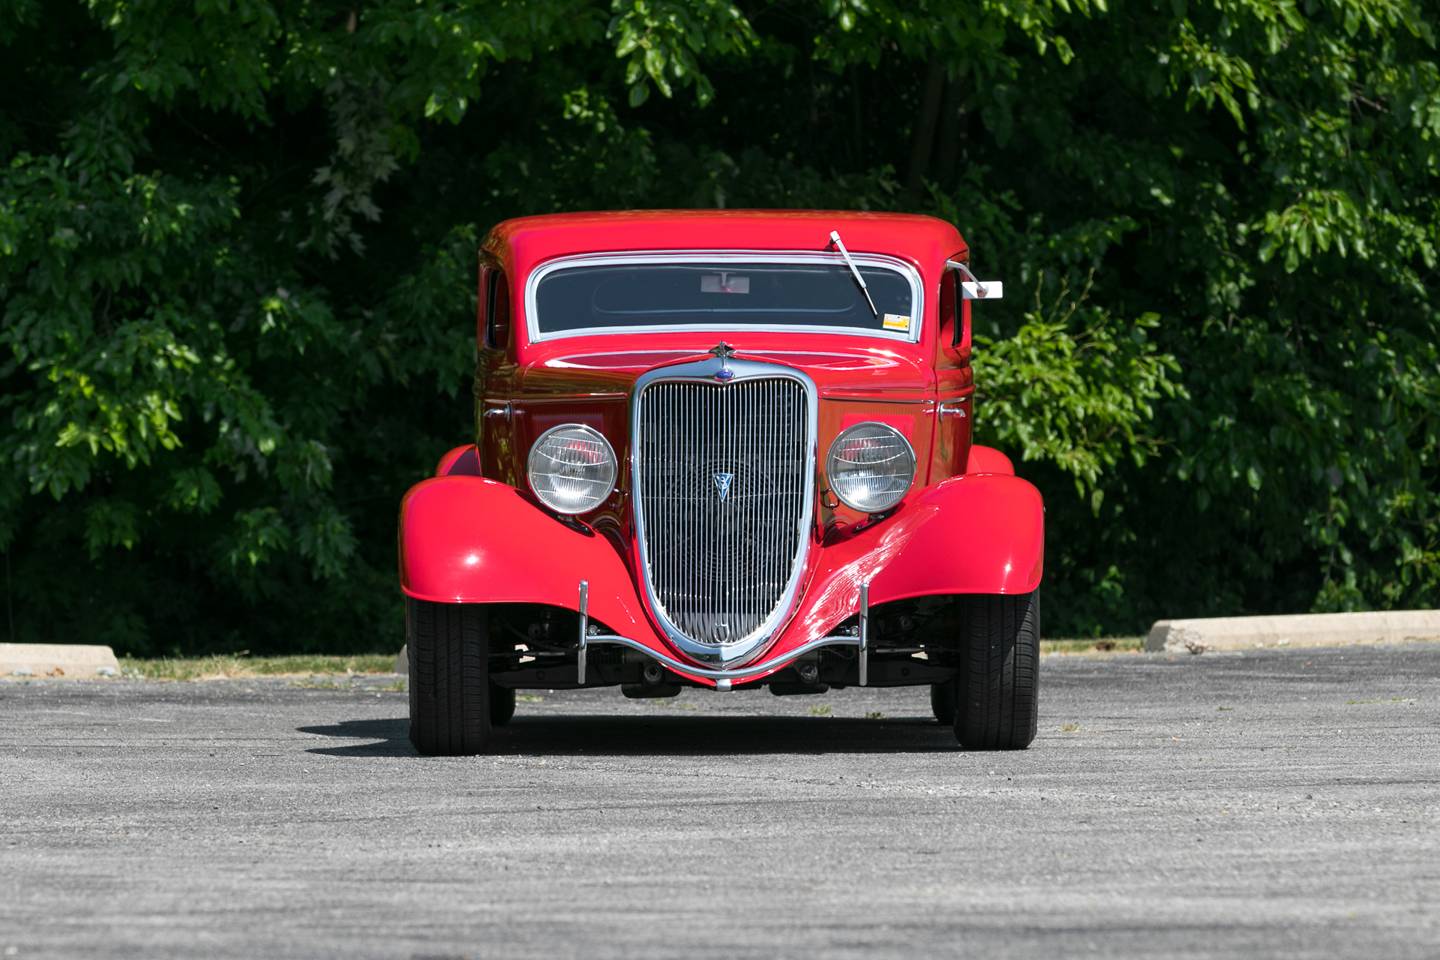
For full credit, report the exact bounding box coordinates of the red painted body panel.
[435,445,481,477]
[400,476,655,639]
[399,471,1043,687]
[487,212,966,371]
[403,210,1040,688]
[965,444,1015,476]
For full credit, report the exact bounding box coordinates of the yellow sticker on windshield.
[882,313,911,332]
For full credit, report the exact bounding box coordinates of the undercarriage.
[483,596,965,694]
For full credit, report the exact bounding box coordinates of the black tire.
[407,599,493,755]
[952,591,1040,750]
[490,685,516,727]
[930,682,956,725]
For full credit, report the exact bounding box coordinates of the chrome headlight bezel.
[526,423,618,515]
[825,421,917,514]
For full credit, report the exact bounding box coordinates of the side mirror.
[946,259,1003,300]
[961,280,1003,300]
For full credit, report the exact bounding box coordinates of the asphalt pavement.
[2,644,1438,959]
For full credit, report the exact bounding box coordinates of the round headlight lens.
[826,422,916,513]
[527,424,617,515]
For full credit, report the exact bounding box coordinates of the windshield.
[531,257,918,340]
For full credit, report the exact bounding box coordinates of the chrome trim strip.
[630,357,819,666]
[582,632,863,682]
[524,250,925,345]
[577,580,589,684]
[859,581,870,687]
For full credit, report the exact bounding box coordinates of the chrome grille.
[635,375,811,654]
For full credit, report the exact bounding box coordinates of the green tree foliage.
[2,0,1436,652]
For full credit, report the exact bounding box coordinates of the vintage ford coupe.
[399,211,1043,754]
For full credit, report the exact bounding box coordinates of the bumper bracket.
[573,578,871,688]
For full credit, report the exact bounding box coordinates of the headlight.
[527,424,617,515]
[826,422,916,513]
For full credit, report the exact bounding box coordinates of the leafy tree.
[1,0,1435,653]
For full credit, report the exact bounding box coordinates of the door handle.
[939,402,967,418]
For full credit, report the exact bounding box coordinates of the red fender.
[965,444,1014,475]
[399,476,657,643]
[399,472,1043,687]
[783,473,1044,649]
[435,445,481,476]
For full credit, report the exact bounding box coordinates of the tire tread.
[953,591,1040,750]
[407,599,492,755]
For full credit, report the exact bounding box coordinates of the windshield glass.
[532,258,917,339]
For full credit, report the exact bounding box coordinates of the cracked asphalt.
[2,644,1438,959]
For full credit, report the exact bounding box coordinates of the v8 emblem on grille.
[713,472,735,503]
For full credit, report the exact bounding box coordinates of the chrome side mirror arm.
[945,259,1004,301]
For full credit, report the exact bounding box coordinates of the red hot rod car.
[399,210,1043,754]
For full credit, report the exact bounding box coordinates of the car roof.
[484,210,967,276]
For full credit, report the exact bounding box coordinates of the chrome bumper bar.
[577,580,870,691]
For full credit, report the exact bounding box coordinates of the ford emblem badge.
[715,367,735,381]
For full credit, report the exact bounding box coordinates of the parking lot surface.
[2,644,1438,959]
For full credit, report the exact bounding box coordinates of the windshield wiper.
[829,230,879,318]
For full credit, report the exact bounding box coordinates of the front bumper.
[577,580,871,691]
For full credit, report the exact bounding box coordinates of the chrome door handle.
[939,402,967,418]
[483,402,513,421]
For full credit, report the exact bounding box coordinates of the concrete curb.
[1,643,121,678]
[1146,610,1440,654]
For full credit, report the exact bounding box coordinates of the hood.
[521,345,934,402]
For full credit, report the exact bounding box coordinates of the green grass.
[117,635,1144,682]
[1042,637,1144,655]
[120,654,397,681]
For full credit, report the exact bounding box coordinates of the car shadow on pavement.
[299,719,417,757]
[300,715,958,757]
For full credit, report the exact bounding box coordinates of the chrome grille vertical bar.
[754,381,763,633]
[740,381,751,634]
[660,383,667,607]
[735,381,745,637]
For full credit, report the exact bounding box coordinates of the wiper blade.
[829,230,879,318]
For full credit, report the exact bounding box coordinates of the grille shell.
[632,358,817,665]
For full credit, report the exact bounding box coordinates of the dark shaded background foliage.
[2,0,1437,654]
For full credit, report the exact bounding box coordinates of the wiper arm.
[829,230,879,318]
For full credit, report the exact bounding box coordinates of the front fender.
[874,472,1043,599]
[965,444,1014,476]
[399,476,661,646]
[776,473,1045,652]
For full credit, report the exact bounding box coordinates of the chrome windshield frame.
[524,250,924,345]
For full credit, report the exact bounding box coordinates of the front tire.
[407,599,493,755]
[951,592,1040,750]
[490,686,516,727]
[930,682,956,725]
